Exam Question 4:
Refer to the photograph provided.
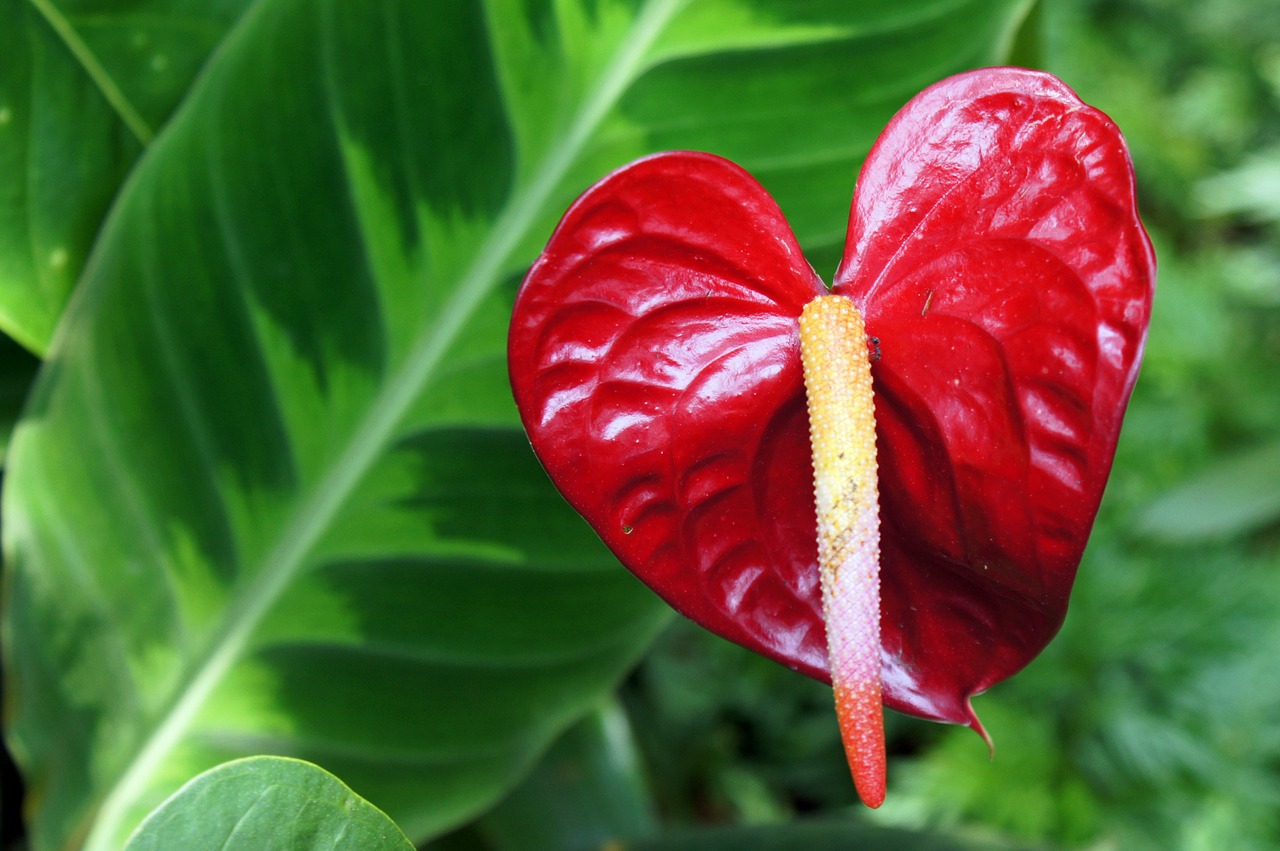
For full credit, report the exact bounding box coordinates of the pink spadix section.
[798,295,885,808]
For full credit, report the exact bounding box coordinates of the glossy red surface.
[508,68,1155,728]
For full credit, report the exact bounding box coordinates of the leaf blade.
[123,756,415,851]
[0,0,253,353]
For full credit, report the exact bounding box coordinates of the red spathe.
[507,68,1155,730]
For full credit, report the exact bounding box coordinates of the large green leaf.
[124,756,414,851]
[1135,440,1280,542]
[467,701,657,851]
[0,0,252,354]
[2,1,1033,849]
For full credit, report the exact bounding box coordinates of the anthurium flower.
[507,67,1155,806]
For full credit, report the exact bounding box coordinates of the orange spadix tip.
[836,681,886,808]
[799,295,886,809]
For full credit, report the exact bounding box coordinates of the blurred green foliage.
[616,1,1280,849]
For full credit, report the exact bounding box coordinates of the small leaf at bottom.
[124,756,414,851]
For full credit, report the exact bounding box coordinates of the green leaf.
[124,756,414,851]
[0,0,252,354]
[1135,440,1280,542]
[470,701,657,851]
[0,0,124,354]
[2,1,1033,849]
[1003,0,1044,71]
[1194,146,1280,223]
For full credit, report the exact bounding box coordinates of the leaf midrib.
[82,0,686,847]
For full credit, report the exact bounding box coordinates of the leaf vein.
[26,0,154,143]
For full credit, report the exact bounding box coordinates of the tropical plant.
[3,1,1278,849]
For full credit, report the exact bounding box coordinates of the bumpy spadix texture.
[799,295,885,808]
[508,68,1155,732]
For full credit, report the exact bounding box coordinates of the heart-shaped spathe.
[507,68,1155,729]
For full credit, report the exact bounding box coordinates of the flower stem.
[798,294,885,808]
